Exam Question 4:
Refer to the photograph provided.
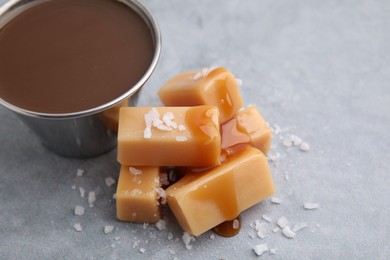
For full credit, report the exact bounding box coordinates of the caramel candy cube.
[158,67,244,123]
[166,146,275,236]
[116,166,160,223]
[221,106,271,154]
[117,106,221,166]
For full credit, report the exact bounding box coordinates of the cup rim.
[0,0,161,120]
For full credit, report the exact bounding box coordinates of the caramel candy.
[116,166,160,223]
[222,106,271,154]
[166,146,275,236]
[158,67,243,123]
[117,106,221,166]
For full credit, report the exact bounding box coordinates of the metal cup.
[0,0,161,158]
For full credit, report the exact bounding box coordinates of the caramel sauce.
[185,106,220,140]
[213,215,242,237]
[0,0,154,113]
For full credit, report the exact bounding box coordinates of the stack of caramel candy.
[115,67,275,237]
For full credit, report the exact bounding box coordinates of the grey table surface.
[1,0,389,259]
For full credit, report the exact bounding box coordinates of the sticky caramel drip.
[213,215,242,237]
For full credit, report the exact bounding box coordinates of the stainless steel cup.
[0,0,161,158]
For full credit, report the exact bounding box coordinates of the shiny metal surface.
[0,0,161,158]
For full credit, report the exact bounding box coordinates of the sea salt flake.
[167,232,174,240]
[105,177,116,187]
[176,136,188,142]
[236,78,243,86]
[304,203,319,209]
[88,191,96,207]
[262,214,272,222]
[168,247,176,255]
[209,234,215,240]
[282,226,296,238]
[283,138,293,148]
[73,223,82,232]
[269,248,276,255]
[114,237,120,241]
[76,169,84,177]
[79,187,85,198]
[104,225,114,234]
[178,124,186,131]
[74,206,85,216]
[156,124,172,131]
[299,142,310,151]
[144,126,152,139]
[272,227,280,233]
[182,232,195,250]
[139,248,146,254]
[193,72,202,80]
[290,135,302,146]
[233,219,240,229]
[71,185,76,190]
[277,217,289,229]
[271,197,282,204]
[253,244,268,256]
[156,187,167,204]
[155,219,167,231]
[129,167,143,175]
[292,223,308,232]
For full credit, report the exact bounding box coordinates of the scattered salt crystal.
[292,223,308,232]
[282,226,296,238]
[304,203,319,210]
[272,227,280,233]
[110,243,116,248]
[236,78,243,86]
[156,187,167,204]
[168,247,176,255]
[209,234,215,240]
[112,193,116,199]
[155,219,166,231]
[105,177,116,187]
[132,240,140,248]
[162,112,177,129]
[283,138,293,148]
[178,124,186,131]
[262,214,272,222]
[76,169,84,177]
[156,124,172,131]
[129,167,143,175]
[73,223,82,232]
[268,153,280,162]
[139,248,146,254]
[114,237,120,241]
[144,126,152,139]
[290,135,302,146]
[88,191,96,207]
[176,136,188,142]
[252,244,268,256]
[233,219,240,229]
[143,223,149,229]
[104,225,114,234]
[299,142,310,151]
[74,206,85,216]
[277,217,289,229]
[79,187,85,198]
[273,124,281,135]
[71,185,76,190]
[248,233,255,239]
[269,248,276,255]
[167,232,174,240]
[271,197,282,204]
[193,72,202,80]
[182,232,195,250]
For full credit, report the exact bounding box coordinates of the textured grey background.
[0,0,389,259]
